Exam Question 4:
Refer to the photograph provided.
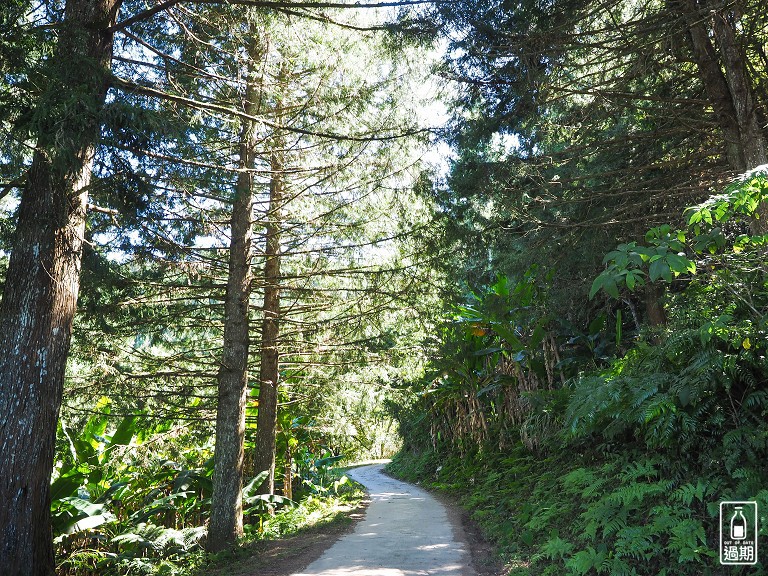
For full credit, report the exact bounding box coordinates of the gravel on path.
[292,463,475,576]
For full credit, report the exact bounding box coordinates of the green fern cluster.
[546,458,711,574]
[391,298,768,573]
[566,331,763,451]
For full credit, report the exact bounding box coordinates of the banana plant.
[52,399,141,537]
[242,470,295,515]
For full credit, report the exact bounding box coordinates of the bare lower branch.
[109,0,439,33]
[111,76,428,142]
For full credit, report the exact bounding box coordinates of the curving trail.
[293,464,475,576]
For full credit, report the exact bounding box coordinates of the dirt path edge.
[202,497,371,576]
[203,465,504,576]
[377,468,506,576]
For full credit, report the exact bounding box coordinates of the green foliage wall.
[392,172,768,574]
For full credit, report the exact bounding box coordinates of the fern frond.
[671,480,706,505]
[621,460,659,481]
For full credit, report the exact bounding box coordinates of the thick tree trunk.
[681,0,768,229]
[709,6,767,170]
[681,0,747,170]
[252,149,284,495]
[682,0,767,169]
[707,4,768,232]
[207,100,256,550]
[0,0,120,573]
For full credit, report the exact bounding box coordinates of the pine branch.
[109,0,440,33]
[0,174,26,202]
[111,76,429,142]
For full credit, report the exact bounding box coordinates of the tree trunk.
[283,445,293,500]
[645,283,667,328]
[207,75,257,551]
[252,148,284,495]
[681,0,746,170]
[681,0,768,229]
[707,3,768,232]
[709,5,767,170]
[0,0,120,573]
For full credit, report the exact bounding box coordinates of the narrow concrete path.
[293,464,474,576]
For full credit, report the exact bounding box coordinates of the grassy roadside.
[387,445,768,576]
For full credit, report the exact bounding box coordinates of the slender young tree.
[243,18,429,493]
[208,30,263,551]
[252,128,285,495]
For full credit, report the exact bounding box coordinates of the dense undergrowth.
[389,171,768,575]
[54,404,363,576]
[390,438,768,575]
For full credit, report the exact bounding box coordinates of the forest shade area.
[1,0,768,574]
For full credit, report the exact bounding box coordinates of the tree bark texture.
[207,40,261,553]
[681,0,748,170]
[681,0,767,170]
[0,0,120,573]
[252,149,284,496]
[709,6,767,170]
[706,2,768,232]
[681,0,768,231]
[644,283,668,328]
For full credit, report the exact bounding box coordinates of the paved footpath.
[293,463,475,576]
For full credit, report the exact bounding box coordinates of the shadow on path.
[293,464,473,576]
